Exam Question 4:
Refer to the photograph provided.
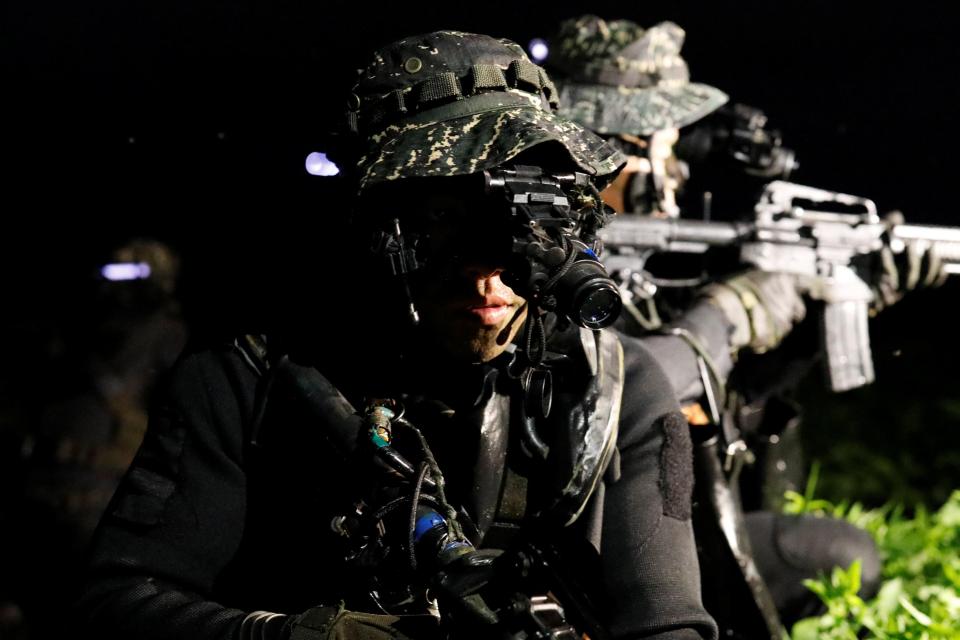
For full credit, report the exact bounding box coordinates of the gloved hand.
[280,604,441,640]
[700,270,807,354]
[430,548,503,629]
[872,210,949,311]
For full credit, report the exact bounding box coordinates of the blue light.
[101,262,152,281]
[529,38,549,63]
[305,151,340,177]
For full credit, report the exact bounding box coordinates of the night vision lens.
[577,285,622,329]
[556,259,622,330]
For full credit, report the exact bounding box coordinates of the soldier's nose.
[462,263,504,281]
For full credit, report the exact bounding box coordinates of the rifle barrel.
[893,224,960,264]
[600,216,749,250]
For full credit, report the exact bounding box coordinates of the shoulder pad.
[543,328,624,526]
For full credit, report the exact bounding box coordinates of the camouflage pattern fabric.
[343,31,625,189]
[290,605,441,640]
[549,15,728,136]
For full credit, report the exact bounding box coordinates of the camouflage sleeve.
[599,338,718,640]
[75,345,264,639]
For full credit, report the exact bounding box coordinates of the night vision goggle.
[372,165,622,332]
[484,165,621,330]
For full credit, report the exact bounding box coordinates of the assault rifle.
[599,181,960,391]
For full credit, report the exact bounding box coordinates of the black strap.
[234,333,271,376]
[231,334,277,449]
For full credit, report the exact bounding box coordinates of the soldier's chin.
[471,334,513,363]
[438,327,511,364]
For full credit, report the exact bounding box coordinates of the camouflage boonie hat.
[549,16,728,136]
[343,31,624,190]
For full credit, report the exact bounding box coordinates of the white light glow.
[101,262,152,281]
[306,151,340,177]
[529,38,549,63]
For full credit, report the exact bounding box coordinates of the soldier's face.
[600,127,683,217]
[410,192,528,363]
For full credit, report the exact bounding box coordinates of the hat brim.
[558,82,729,137]
[356,93,625,189]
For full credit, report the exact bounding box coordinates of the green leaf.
[898,596,932,627]
[875,578,904,618]
[846,559,862,595]
[790,617,821,640]
[804,461,821,503]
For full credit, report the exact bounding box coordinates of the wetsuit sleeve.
[76,345,278,639]
[637,300,735,405]
[600,337,718,639]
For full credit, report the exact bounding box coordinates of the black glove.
[873,210,949,311]
[430,548,503,628]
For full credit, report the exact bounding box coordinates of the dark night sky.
[5,2,960,252]
[6,1,960,221]
[6,1,960,313]
[4,1,960,502]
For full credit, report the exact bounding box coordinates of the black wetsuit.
[77,325,718,640]
[627,300,881,631]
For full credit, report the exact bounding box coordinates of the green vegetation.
[785,466,960,638]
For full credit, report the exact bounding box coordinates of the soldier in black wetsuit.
[78,31,718,640]
[0,238,187,640]
[544,15,882,636]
